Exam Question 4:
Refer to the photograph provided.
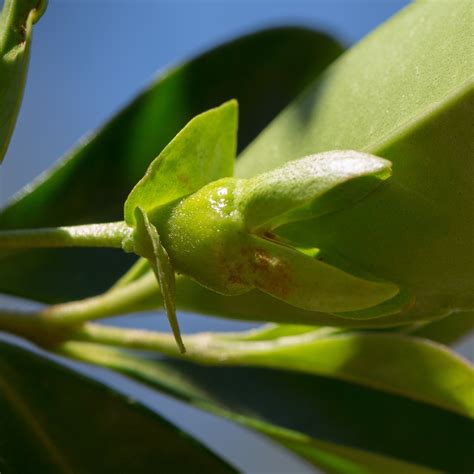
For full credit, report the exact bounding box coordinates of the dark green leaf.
[60,341,474,473]
[0,0,46,163]
[408,311,474,346]
[0,339,235,474]
[0,27,342,302]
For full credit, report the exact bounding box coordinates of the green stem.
[74,324,192,359]
[70,322,341,364]
[44,271,162,325]
[0,221,130,250]
[0,308,45,338]
[0,271,162,341]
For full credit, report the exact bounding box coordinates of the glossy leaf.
[238,150,392,232]
[0,0,46,163]
[234,0,474,324]
[0,339,235,473]
[0,27,342,302]
[59,341,474,473]
[124,100,237,226]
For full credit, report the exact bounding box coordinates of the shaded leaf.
[408,311,474,346]
[0,0,46,163]
[0,339,235,473]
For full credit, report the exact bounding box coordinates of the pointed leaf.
[245,234,398,313]
[239,151,391,232]
[125,101,237,225]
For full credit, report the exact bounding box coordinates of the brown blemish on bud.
[251,247,292,299]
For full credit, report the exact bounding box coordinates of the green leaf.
[78,324,474,418]
[234,234,399,314]
[238,150,392,232]
[408,311,474,346]
[200,331,474,417]
[174,276,411,328]
[0,339,235,473]
[133,207,184,352]
[0,0,46,163]
[59,341,474,473]
[111,1,473,329]
[235,0,474,324]
[0,27,342,302]
[125,100,237,226]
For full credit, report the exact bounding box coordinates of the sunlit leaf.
[77,324,474,418]
[125,101,237,226]
[235,0,474,324]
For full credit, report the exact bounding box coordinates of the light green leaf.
[238,150,392,232]
[59,340,474,473]
[245,234,399,314]
[77,324,474,418]
[272,437,438,474]
[0,340,235,473]
[175,275,411,328]
[218,331,474,418]
[0,0,46,163]
[133,207,184,352]
[124,100,237,225]
[236,0,474,324]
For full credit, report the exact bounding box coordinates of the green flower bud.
[122,103,401,348]
[144,151,399,313]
